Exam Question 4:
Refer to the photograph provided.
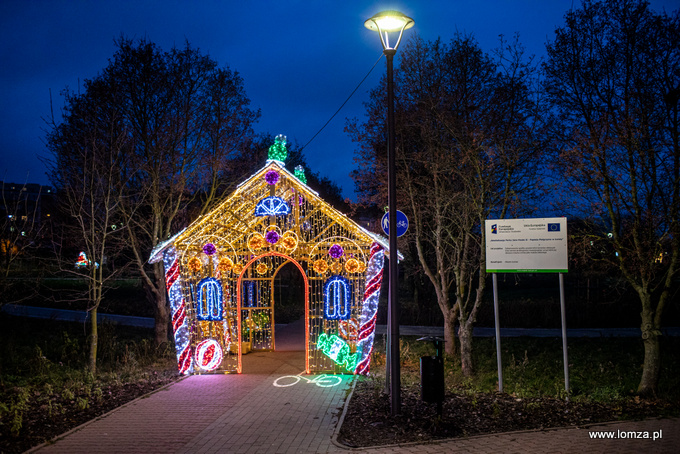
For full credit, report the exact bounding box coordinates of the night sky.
[1,0,677,199]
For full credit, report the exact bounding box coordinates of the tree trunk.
[89,307,98,375]
[150,261,170,346]
[637,302,660,396]
[443,308,457,356]
[458,320,474,377]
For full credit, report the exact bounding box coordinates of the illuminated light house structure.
[149,136,400,375]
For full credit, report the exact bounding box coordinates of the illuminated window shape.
[254,196,290,217]
[243,281,255,307]
[196,277,223,321]
[324,275,351,320]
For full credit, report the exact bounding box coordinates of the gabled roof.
[149,160,401,263]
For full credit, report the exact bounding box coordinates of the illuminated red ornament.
[265,170,280,185]
[194,339,223,371]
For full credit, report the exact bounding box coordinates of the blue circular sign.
[381,211,409,237]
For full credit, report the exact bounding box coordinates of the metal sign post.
[559,272,570,400]
[492,273,503,393]
[485,217,569,399]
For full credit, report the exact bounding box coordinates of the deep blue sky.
[1,1,677,199]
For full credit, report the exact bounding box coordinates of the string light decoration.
[256,262,268,275]
[294,165,307,184]
[194,339,223,371]
[345,258,361,274]
[75,251,90,268]
[163,247,193,375]
[330,261,343,274]
[323,275,351,320]
[217,257,233,273]
[317,333,359,372]
[254,196,291,216]
[196,278,223,321]
[188,257,202,273]
[265,170,280,185]
[339,318,359,342]
[313,259,329,274]
[267,134,288,163]
[148,136,399,375]
[248,233,266,251]
[280,232,298,251]
[265,230,280,244]
[355,243,385,375]
[328,244,344,259]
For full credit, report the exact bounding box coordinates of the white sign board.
[485,218,568,273]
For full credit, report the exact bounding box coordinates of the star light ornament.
[267,134,288,164]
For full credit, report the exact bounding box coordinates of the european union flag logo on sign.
[547,223,560,232]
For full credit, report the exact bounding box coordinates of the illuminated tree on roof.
[268,134,288,163]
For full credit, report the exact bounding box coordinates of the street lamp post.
[364,10,414,416]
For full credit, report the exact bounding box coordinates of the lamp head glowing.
[364,10,414,32]
[364,10,414,51]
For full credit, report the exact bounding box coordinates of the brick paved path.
[31,350,351,454]
[28,321,679,454]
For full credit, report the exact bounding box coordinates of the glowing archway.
[236,252,309,373]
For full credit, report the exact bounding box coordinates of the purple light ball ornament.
[265,170,280,185]
[203,243,217,256]
[265,230,280,244]
[328,244,344,259]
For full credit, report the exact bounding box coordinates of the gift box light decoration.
[148,135,400,375]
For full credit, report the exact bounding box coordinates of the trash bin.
[417,336,445,412]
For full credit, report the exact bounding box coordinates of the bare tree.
[46,81,133,374]
[544,0,680,395]
[350,34,546,374]
[81,38,260,346]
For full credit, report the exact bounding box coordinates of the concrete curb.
[330,376,358,450]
